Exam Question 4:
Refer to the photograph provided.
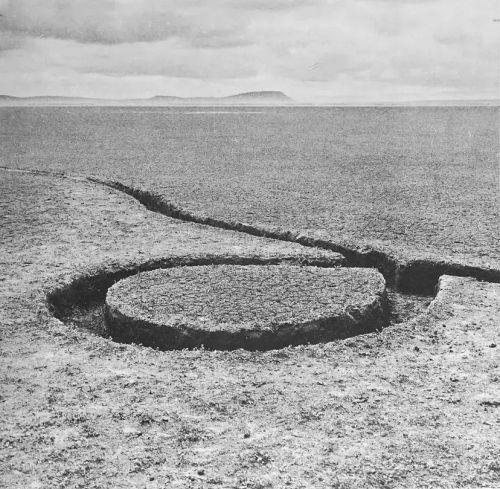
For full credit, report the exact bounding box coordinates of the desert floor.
[1,168,499,489]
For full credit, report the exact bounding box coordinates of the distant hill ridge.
[1,93,498,106]
[227,91,290,99]
[0,91,295,106]
[153,91,290,99]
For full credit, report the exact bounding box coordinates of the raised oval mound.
[105,265,387,350]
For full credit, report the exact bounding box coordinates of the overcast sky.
[0,0,498,102]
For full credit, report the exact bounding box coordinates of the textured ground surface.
[1,106,498,272]
[0,170,343,293]
[1,170,500,488]
[105,265,386,350]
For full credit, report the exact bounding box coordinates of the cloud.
[0,37,260,81]
[0,0,497,101]
[0,0,250,47]
[226,0,323,10]
[259,0,498,93]
[0,30,23,51]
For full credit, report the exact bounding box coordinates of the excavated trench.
[89,178,500,295]
[37,172,496,351]
[47,257,430,351]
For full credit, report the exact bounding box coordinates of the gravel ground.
[1,170,499,488]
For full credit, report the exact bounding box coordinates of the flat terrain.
[1,106,498,271]
[1,106,499,488]
[1,170,499,488]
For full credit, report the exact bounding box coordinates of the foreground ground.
[1,170,499,488]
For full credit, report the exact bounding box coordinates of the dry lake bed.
[1,106,499,488]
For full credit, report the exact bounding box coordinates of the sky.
[0,0,498,103]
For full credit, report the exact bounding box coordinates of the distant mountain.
[225,91,292,102]
[0,91,295,106]
[0,95,110,106]
[141,91,294,106]
[1,93,497,107]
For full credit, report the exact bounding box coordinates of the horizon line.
[1,92,499,102]
[0,92,499,108]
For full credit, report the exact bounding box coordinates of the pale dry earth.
[1,170,499,488]
[2,107,498,273]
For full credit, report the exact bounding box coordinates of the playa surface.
[2,106,498,272]
[1,106,499,488]
[1,169,499,488]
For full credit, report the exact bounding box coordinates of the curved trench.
[3,166,493,350]
[46,256,431,350]
[4,166,498,295]
[89,177,500,295]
